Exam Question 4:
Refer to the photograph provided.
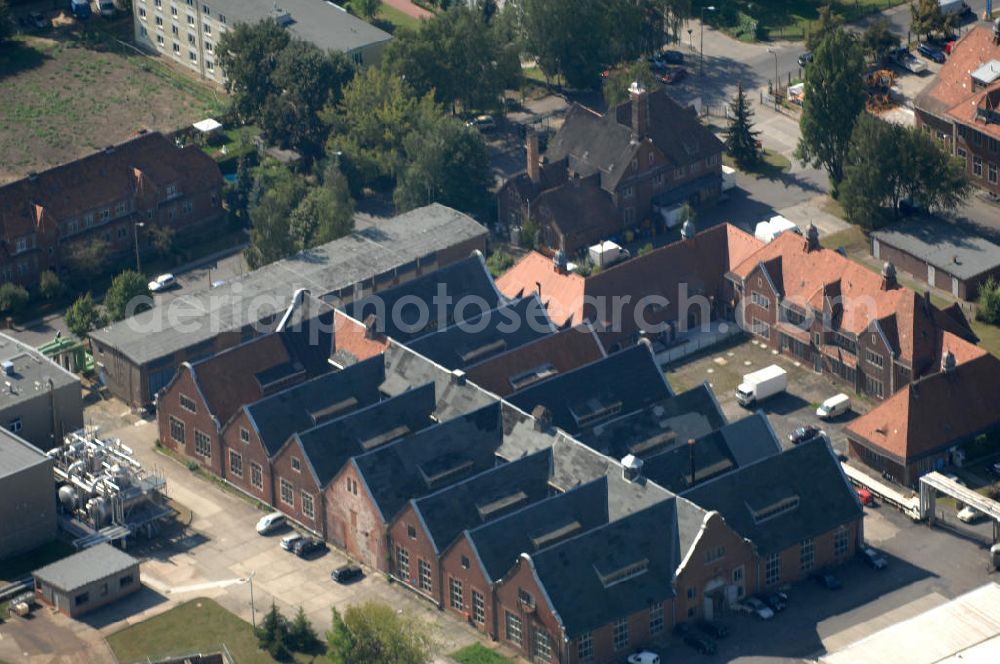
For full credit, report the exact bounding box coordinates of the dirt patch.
[0,28,226,184]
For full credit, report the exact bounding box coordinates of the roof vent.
[2,360,14,377]
[103,145,115,155]
[681,219,696,241]
[451,369,467,386]
[621,453,644,482]
[531,404,552,431]
[941,349,956,374]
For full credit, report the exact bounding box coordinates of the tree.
[522,0,605,89]
[898,125,970,213]
[861,18,900,64]
[216,19,291,122]
[288,173,355,252]
[0,283,28,316]
[655,0,692,44]
[349,0,382,20]
[805,5,844,52]
[288,606,320,652]
[65,293,106,339]
[104,270,152,322]
[977,276,1000,325]
[725,82,761,167]
[394,114,491,216]
[485,250,515,277]
[0,0,14,46]
[259,39,354,159]
[604,0,664,65]
[227,154,254,225]
[797,28,866,193]
[148,225,177,258]
[245,164,308,269]
[911,0,954,41]
[602,61,657,108]
[256,602,291,660]
[39,270,63,300]
[64,238,113,278]
[326,603,433,664]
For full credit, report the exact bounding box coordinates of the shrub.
[0,283,29,315]
[39,270,63,300]
[977,276,1000,325]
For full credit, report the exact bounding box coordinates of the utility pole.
[768,48,779,110]
[133,222,145,273]
[248,571,257,629]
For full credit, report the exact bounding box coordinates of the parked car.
[893,49,927,74]
[651,50,685,67]
[816,393,851,419]
[861,546,888,570]
[280,532,303,551]
[764,592,788,612]
[331,564,364,584]
[797,51,813,67]
[917,43,946,63]
[696,621,729,638]
[255,513,286,535]
[741,597,775,620]
[148,273,177,293]
[627,650,661,664]
[789,425,822,445]
[812,572,843,590]
[957,505,982,523]
[682,634,718,655]
[293,537,327,558]
[465,115,496,133]
[662,67,688,84]
[856,487,877,507]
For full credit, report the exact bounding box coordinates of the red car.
[661,67,687,84]
[856,487,876,507]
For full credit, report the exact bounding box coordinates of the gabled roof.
[293,382,438,489]
[353,403,504,522]
[243,354,385,457]
[575,384,726,460]
[331,309,388,368]
[465,324,606,397]
[347,254,503,343]
[405,295,555,370]
[495,252,586,327]
[32,543,137,592]
[522,499,680,639]
[682,437,862,556]
[641,412,782,493]
[506,345,673,435]
[0,131,221,241]
[410,449,555,555]
[533,178,621,240]
[845,352,1000,462]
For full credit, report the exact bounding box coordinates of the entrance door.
[952,277,959,297]
[872,239,880,259]
[928,264,936,287]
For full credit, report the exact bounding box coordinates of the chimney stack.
[363,313,378,340]
[621,454,644,483]
[553,250,568,275]
[688,437,696,485]
[806,223,820,252]
[526,131,540,183]
[531,405,552,431]
[881,261,897,291]
[629,81,649,138]
[941,349,956,374]
[681,219,696,241]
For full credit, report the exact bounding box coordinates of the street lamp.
[767,48,779,110]
[700,6,717,77]
[133,222,145,273]
[246,571,257,629]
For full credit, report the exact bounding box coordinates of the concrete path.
[383,0,433,20]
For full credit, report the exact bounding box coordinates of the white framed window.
[203,22,211,34]
[505,611,522,646]
[397,545,410,579]
[251,462,263,490]
[751,291,770,309]
[179,394,197,413]
[206,59,214,71]
[240,427,250,443]
[472,590,485,624]
[187,15,195,25]
[649,602,664,634]
[800,537,815,572]
[752,317,770,340]
[866,375,885,398]
[172,42,180,54]
[139,8,147,18]
[974,156,983,177]
[990,162,998,184]
[765,552,781,585]
[533,630,552,663]
[229,450,242,477]
[279,478,294,506]
[578,633,594,662]
[418,559,432,591]
[301,491,314,519]
[449,577,463,611]
[834,528,850,557]
[957,146,967,160]
[612,617,629,651]
[187,33,195,45]
[291,457,301,473]
[194,430,211,458]
[169,416,185,444]
[155,15,163,26]
[156,33,164,45]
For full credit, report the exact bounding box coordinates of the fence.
[655,322,744,365]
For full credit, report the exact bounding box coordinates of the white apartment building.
[133,0,392,84]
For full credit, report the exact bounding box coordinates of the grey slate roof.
[245,354,386,457]
[347,255,503,343]
[682,437,863,556]
[405,295,556,370]
[576,384,726,460]
[0,427,50,479]
[295,382,437,489]
[506,345,673,435]
[381,343,495,423]
[641,412,781,493]
[525,500,680,639]
[410,449,555,555]
[0,332,79,411]
[33,543,137,591]
[873,218,1000,280]
[90,204,486,365]
[206,0,391,55]
[353,403,504,522]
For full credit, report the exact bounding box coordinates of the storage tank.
[58,485,78,511]
[87,497,109,527]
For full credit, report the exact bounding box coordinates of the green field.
[696,0,910,41]
[451,644,514,664]
[377,4,424,32]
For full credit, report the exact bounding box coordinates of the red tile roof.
[496,252,586,327]
[846,352,1000,461]
[332,310,389,365]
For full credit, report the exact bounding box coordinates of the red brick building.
[0,131,222,289]
[726,227,979,400]
[914,24,1000,198]
[497,86,724,256]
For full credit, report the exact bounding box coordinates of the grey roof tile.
[33,543,137,591]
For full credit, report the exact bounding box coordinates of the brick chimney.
[629,81,649,138]
[881,261,897,290]
[363,313,378,340]
[806,223,820,252]
[526,130,540,183]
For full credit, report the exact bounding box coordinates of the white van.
[256,512,286,535]
[816,393,851,419]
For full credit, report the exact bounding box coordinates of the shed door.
[927,264,935,286]
[951,277,959,297]
[872,239,880,259]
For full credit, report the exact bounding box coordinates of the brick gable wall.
[325,462,386,570]
[220,411,273,505]
[271,439,325,536]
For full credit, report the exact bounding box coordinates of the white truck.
[735,364,788,407]
[589,240,630,268]
[938,0,972,17]
[754,215,801,243]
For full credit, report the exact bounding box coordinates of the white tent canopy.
[192,118,223,134]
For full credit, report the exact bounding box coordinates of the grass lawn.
[820,225,868,255]
[0,540,76,584]
[0,26,226,184]
[695,0,909,41]
[451,644,514,664]
[377,4,424,32]
[723,149,791,179]
[106,598,320,664]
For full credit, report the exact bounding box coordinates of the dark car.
[812,572,843,590]
[683,633,717,655]
[917,43,945,63]
[789,425,822,446]
[765,592,788,612]
[662,67,687,85]
[293,537,327,559]
[797,52,813,67]
[662,50,684,65]
[331,564,364,584]
[696,621,729,638]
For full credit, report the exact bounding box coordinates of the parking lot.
[665,335,873,456]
